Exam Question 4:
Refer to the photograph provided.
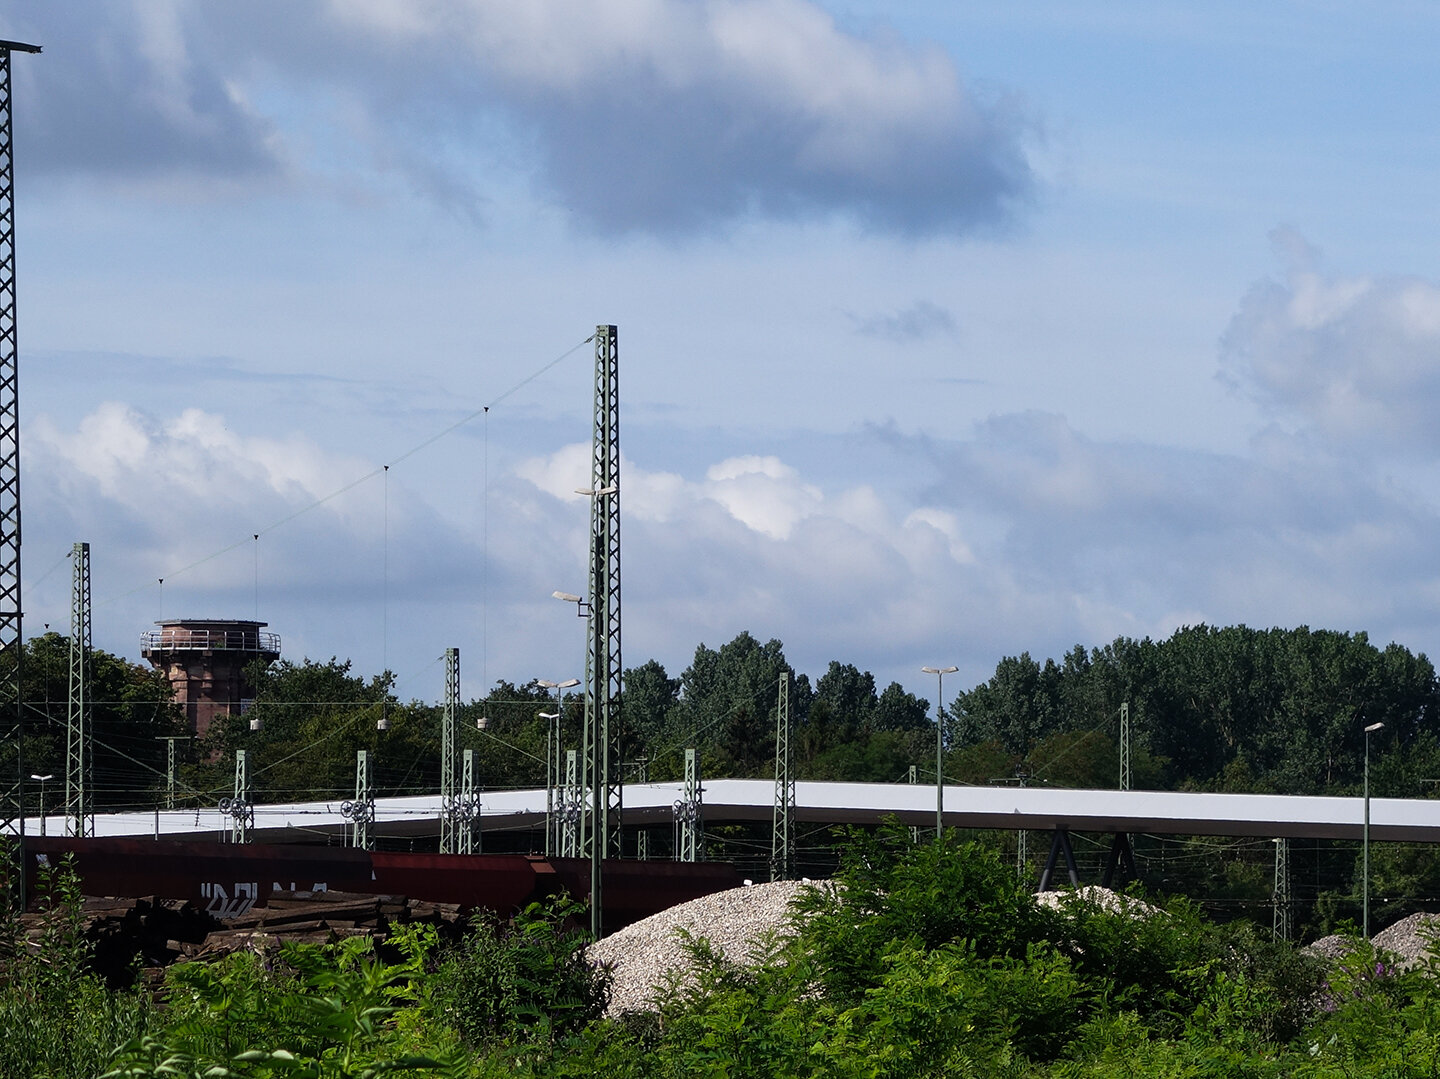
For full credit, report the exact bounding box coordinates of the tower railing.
[140,628,281,653]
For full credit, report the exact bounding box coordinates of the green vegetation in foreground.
[12,837,1440,1076]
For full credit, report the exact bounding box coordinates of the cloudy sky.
[6,1,1440,708]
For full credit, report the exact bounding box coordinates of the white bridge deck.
[25,780,1440,845]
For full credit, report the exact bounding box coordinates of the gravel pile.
[1373,913,1440,968]
[1305,913,1440,970]
[1035,885,1161,918]
[1305,934,1353,961]
[588,879,825,1016]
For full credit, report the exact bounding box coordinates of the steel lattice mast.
[439,647,459,853]
[634,755,648,860]
[1119,701,1131,792]
[228,750,252,844]
[1272,837,1292,942]
[770,671,794,881]
[65,542,92,837]
[348,750,373,851]
[581,324,622,936]
[0,40,40,911]
[459,748,478,854]
[673,747,701,862]
[561,748,579,857]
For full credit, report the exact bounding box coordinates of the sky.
[5,1,1440,710]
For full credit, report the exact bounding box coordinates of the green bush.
[0,853,152,1079]
[437,897,610,1047]
[792,829,1060,1008]
[103,929,453,1079]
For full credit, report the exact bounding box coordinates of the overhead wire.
[23,333,614,810]
[482,406,488,695]
[94,334,595,610]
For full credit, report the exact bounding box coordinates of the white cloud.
[903,508,976,565]
[1221,234,1440,457]
[33,403,366,516]
[23,377,1440,706]
[499,395,1440,692]
[702,455,820,539]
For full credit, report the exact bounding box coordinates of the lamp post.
[1363,719,1385,938]
[922,666,958,840]
[29,774,52,836]
[538,712,560,854]
[537,677,580,857]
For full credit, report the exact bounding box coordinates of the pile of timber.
[189,890,467,960]
[15,890,467,987]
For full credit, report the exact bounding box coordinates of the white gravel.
[1305,913,1440,971]
[588,879,825,1016]
[1305,934,1353,961]
[1035,885,1161,918]
[1373,912,1440,968]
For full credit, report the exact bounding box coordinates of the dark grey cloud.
[8,2,1034,236]
[275,0,1039,236]
[512,72,1031,236]
[4,3,281,182]
[852,300,958,342]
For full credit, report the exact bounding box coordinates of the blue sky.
[6,1,1440,708]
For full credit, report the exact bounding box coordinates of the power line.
[94,335,594,610]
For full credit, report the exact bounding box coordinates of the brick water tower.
[141,619,281,739]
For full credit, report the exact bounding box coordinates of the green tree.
[197,657,399,802]
[1,632,184,811]
[671,632,798,775]
[622,658,679,760]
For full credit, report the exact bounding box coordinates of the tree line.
[9,621,1438,812]
[9,621,1440,934]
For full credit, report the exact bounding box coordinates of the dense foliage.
[1,633,185,813]
[192,623,1436,808]
[18,837,1440,1077]
[437,897,610,1046]
[0,857,152,1079]
[950,625,1438,796]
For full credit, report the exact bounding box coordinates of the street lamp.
[552,590,591,617]
[29,774,53,837]
[1363,719,1385,938]
[921,666,958,840]
[537,677,580,856]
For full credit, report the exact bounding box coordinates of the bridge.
[31,779,1440,846]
